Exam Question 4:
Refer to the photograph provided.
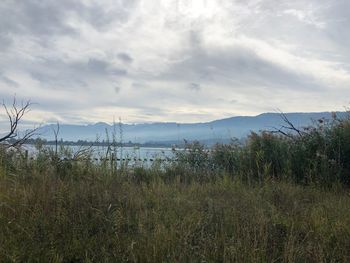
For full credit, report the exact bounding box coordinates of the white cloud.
[0,0,349,126]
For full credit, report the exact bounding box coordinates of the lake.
[23,144,179,166]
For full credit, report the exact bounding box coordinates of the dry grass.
[1,165,350,262]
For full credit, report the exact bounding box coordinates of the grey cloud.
[30,72,55,84]
[0,74,19,88]
[319,1,350,58]
[84,58,127,76]
[117,53,133,64]
[110,68,128,76]
[115,86,121,94]
[30,69,88,90]
[32,97,85,112]
[134,106,167,117]
[87,58,109,73]
[157,31,323,92]
[79,0,139,29]
[0,34,12,51]
[188,83,201,92]
[0,0,139,52]
[0,0,349,126]
[27,57,127,90]
[217,98,238,104]
[132,82,148,89]
[0,0,79,37]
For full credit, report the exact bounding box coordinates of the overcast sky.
[0,0,349,126]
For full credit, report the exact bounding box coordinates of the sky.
[0,0,350,127]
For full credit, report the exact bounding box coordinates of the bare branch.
[266,110,307,139]
[0,97,36,148]
[278,110,305,137]
[9,127,39,149]
[269,127,295,139]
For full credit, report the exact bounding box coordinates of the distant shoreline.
[20,138,180,149]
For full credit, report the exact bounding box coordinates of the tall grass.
[1,166,350,262]
[0,112,350,262]
[175,112,350,188]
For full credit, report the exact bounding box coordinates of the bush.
[171,112,350,187]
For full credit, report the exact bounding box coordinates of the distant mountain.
[36,112,347,144]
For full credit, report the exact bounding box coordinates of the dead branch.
[278,111,305,137]
[0,97,38,148]
[269,127,295,139]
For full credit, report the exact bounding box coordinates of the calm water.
[23,144,178,166]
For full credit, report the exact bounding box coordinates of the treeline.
[14,138,174,148]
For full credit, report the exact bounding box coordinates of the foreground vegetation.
[1,112,350,262]
[1,168,350,262]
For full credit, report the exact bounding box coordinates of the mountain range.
[37,111,347,144]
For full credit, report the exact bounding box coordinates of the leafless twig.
[278,110,305,137]
[0,97,38,148]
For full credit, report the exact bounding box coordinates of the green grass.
[1,165,350,262]
[1,113,350,262]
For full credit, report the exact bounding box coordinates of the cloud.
[115,86,121,94]
[0,0,78,37]
[0,73,19,88]
[188,83,201,92]
[0,0,350,126]
[117,53,134,64]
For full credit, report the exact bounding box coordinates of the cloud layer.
[0,0,349,126]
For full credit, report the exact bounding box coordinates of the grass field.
[1,113,350,262]
[1,164,350,262]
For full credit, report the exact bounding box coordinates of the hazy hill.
[37,112,347,144]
